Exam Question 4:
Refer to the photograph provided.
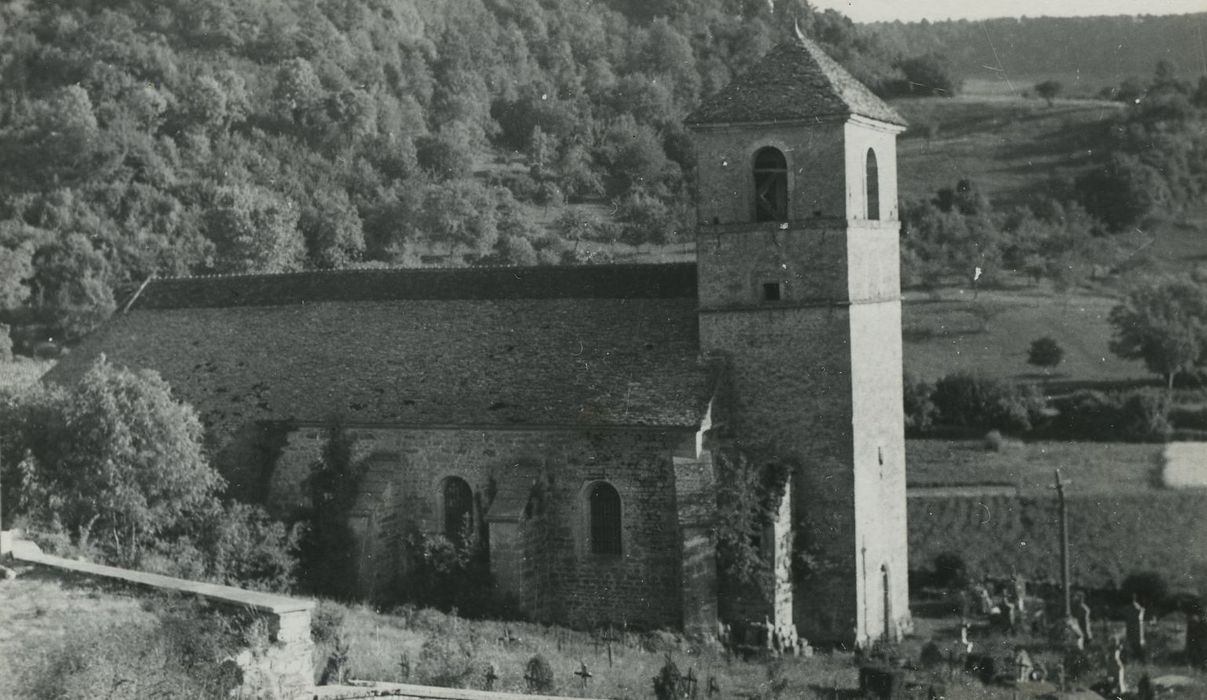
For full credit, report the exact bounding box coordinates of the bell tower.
[687,36,910,646]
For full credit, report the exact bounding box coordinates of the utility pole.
[1052,469,1072,618]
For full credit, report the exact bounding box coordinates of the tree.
[11,359,223,563]
[1035,80,1062,107]
[1027,337,1065,376]
[204,185,305,274]
[1108,277,1207,392]
[895,53,960,97]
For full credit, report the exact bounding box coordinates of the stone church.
[49,37,910,647]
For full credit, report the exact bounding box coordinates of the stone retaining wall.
[6,534,315,699]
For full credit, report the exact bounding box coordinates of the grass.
[901,287,1146,384]
[5,553,1204,698]
[316,602,862,698]
[906,439,1163,495]
[0,357,54,393]
[892,95,1123,209]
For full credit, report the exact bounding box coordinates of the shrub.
[310,601,347,645]
[1027,337,1065,372]
[903,374,936,433]
[524,655,555,693]
[1117,389,1172,442]
[416,629,477,688]
[932,552,970,590]
[931,372,1035,433]
[1044,389,1171,442]
[1121,571,1169,611]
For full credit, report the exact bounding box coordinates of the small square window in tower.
[762,282,783,302]
[753,147,788,222]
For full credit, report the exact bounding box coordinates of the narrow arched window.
[442,477,473,543]
[589,482,622,555]
[865,149,880,220]
[753,147,788,222]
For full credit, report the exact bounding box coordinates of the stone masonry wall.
[699,303,859,642]
[270,426,694,630]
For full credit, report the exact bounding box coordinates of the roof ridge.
[685,35,906,127]
[150,261,693,284]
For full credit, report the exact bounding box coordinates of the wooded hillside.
[869,14,1207,93]
[0,0,944,350]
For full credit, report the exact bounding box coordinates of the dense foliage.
[0,0,947,350]
[1108,276,1207,390]
[870,14,1206,90]
[906,371,1176,443]
[0,359,298,590]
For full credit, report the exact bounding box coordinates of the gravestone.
[1012,572,1027,615]
[1108,645,1127,694]
[959,622,973,655]
[1127,600,1147,661]
[1076,597,1092,642]
[1012,646,1034,682]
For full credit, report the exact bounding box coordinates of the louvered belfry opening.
[589,482,622,555]
[443,477,474,543]
[753,147,788,222]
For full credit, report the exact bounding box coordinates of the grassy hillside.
[901,288,1147,384]
[893,96,1123,208]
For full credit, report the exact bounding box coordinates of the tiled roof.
[48,265,713,440]
[685,37,906,127]
[127,263,698,309]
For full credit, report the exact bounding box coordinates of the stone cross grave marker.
[574,660,593,689]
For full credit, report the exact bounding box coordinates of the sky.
[808,0,1207,23]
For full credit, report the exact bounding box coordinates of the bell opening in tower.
[753,147,788,222]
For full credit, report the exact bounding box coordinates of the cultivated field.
[906,439,1163,495]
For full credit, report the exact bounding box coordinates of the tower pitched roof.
[685,37,906,128]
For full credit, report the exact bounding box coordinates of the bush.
[1044,389,1171,442]
[932,552,970,590]
[524,655,555,693]
[1121,571,1169,611]
[416,626,477,687]
[310,601,347,645]
[931,372,1037,433]
[1027,337,1064,371]
[903,373,936,433]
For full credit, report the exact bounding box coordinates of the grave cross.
[483,664,499,691]
[682,666,698,699]
[498,627,521,647]
[1049,469,1073,618]
[707,675,721,697]
[574,661,593,689]
[600,625,623,667]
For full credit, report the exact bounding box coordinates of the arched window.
[865,149,880,220]
[588,482,622,555]
[753,147,788,222]
[442,477,473,543]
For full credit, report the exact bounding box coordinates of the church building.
[48,37,911,647]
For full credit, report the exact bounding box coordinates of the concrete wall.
[269,426,699,630]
